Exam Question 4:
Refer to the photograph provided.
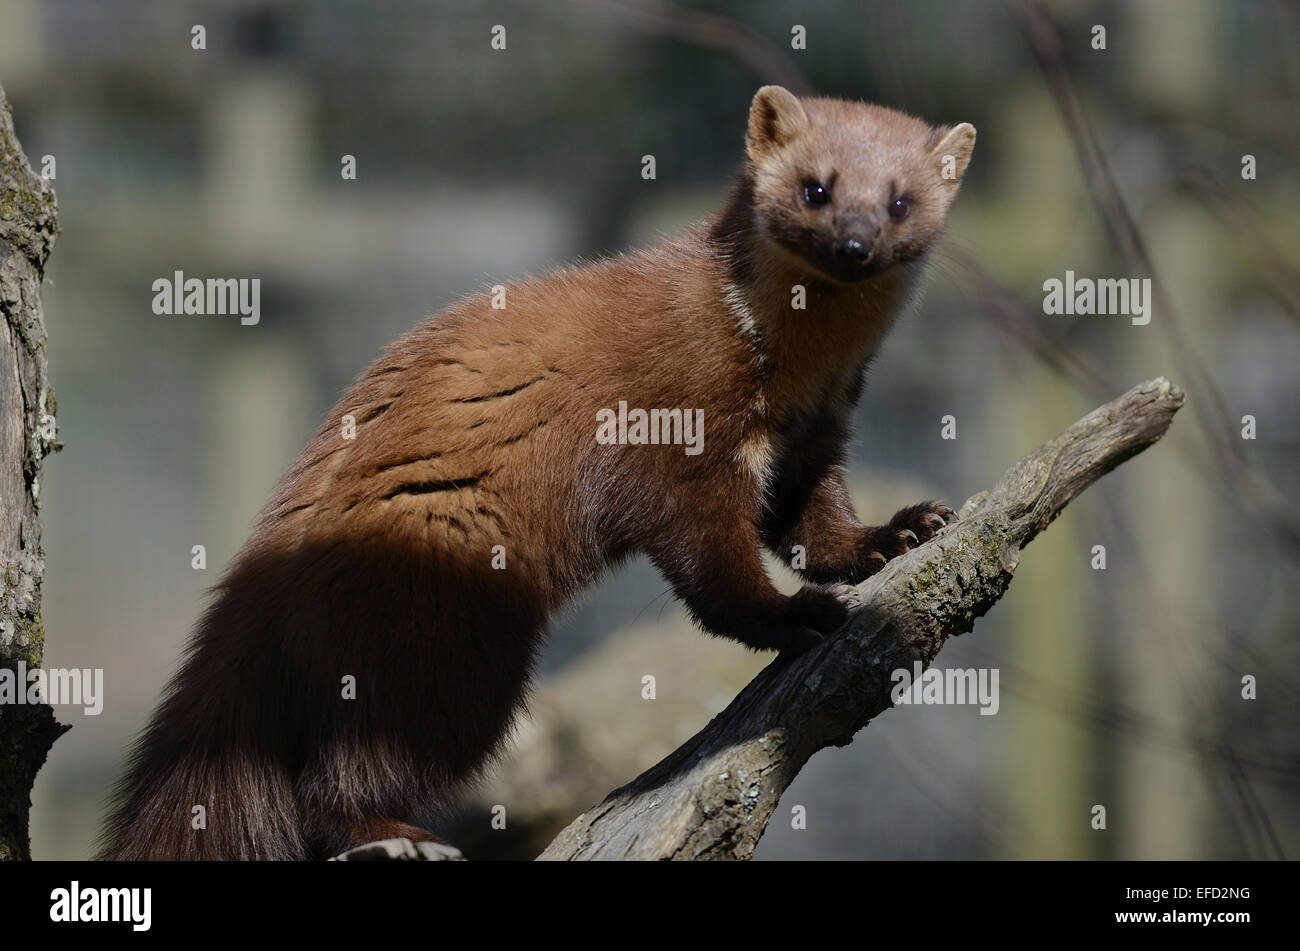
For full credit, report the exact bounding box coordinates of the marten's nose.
[833,236,871,264]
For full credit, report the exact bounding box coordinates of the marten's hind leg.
[346,817,443,847]
[333,819,464,861]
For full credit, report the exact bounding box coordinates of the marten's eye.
[803,181,830,207]
[889,196,912,222]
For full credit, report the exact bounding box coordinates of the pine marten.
[99,86,976,859]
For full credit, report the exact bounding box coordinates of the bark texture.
[0,82,64,862]
[538,377,1184,860]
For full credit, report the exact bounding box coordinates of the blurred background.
[1,0,1295,860]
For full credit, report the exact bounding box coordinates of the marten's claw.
[919,512,949,533]
[825,582,863,611]
[859,501,956,576]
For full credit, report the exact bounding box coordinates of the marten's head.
[744,86,976,284]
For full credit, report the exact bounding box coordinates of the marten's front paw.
[771,583,858,652]
[859,502,955,576]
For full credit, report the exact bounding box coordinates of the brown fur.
[98,88,975,859]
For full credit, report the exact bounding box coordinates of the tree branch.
[538,377,1185,860]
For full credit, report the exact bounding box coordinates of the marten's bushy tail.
[97,739,306,861]
[99,447,549,861]
[97,598,309,860]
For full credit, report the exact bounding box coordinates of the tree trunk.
[0,81,64,862]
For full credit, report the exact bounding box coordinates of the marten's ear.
[928,122,977,182]
[747,86,809,162]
